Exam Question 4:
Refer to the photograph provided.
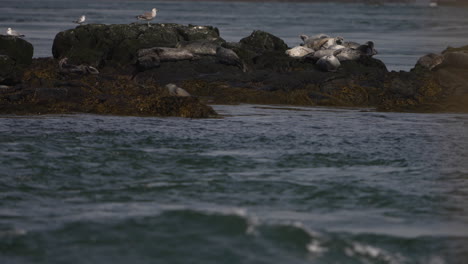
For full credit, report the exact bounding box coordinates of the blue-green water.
[1,0,468,70]
[2,0,468,262]
[1,105,468,263]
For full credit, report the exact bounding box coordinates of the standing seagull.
[136,8,157,27]
[73,15,86,25]
[6,28,24,37]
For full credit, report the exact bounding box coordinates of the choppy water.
[1,105,468,263]
[1,0,468,71]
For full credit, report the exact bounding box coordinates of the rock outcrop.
[379,45,468,112]
[52,24,224,67]
[0,58,217,118]
[0,35,34,85]
[1,23,467,116]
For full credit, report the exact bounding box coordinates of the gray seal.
[175,41,220,56]
[356,41,378,56]
[308,49,336,60]
[311,37,344,51]
[216,47,246,72]
[165,83,191,97]
[343,41,361,49]
[333,41,378,61]
[333,48,362,61]
[58,57,99,75]
[300,34,329,48]
[285,46,315,58]
[416,53,444,70]
[138,47,195,62]
[316,55,341,72]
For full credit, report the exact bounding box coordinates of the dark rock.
[240,30,288,53]
[0,35,34,66]
[386,71,420,97]
[0,55,20,85]
[0,35,34,84]
[4,24,468,114]
[0,57,217,117]
[52,24,224,67]
[439,52,468,69]
[33,88,71,103]
[442,45,468,54]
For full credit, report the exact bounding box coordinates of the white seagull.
[6,28,24,38]
[136,8,157,27]
[73,15,86,25]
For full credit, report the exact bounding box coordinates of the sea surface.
[1,0,468,71]
[1,1,468,264]
[1,105,468,263]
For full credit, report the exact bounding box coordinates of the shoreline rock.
[1,23,468,117]
[0,35,34,85]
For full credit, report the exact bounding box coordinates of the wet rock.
[439,52,468,69]
[239,30,288,53]
[4,24,468,114]
[0,58,217,117]
[0,36,34,84]
[0,35,34,65]
[0,55,20,85]
[52,23,224,67]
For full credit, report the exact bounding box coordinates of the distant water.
[1,0,468,71]
[1,105,468,263]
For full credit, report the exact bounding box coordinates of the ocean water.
[1,0,468,71]
[2,1,468,263]
[1,105,468,263]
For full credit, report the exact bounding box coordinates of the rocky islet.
[1,23,467,117]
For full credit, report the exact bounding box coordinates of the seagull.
[6,28,24,38]
[73,15,86,25]
[136,8,157,27]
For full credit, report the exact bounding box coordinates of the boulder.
[0,35,34,65]
[52,24,224,67]
[439,52,468,69]
[239,30,288,53]
[0,35,34,84]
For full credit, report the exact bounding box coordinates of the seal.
[216,47,246,72]
[356,41,378,56]
[333,48,362,61]
[58,57,99,75]
[308,49,337,60]
[343,41,361,49]
[285,46,315,58]
[300,34,329,48]
[165,83,191,97]
[328,44,346,50]
[416,53,444,70]
[138,47,195,62]
[333,41,378,61]
[311,37,344,51]
[175,41,220,56]
[316,55,341,72]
